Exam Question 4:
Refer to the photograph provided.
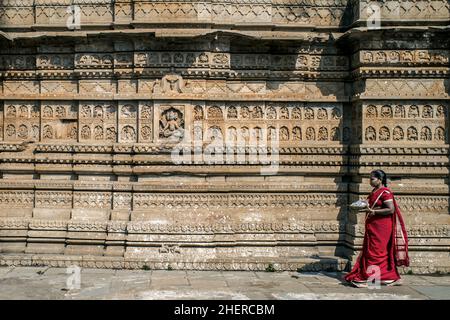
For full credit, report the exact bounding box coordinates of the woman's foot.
[350,280,368,288]
[381,279,403,286]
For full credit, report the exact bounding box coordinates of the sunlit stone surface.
[0,1,448,273]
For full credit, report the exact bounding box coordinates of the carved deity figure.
[68,125,77,140]
[121,125,136,142]
[141,105,152,119]
[159,108,184,140]
[266,107,276,119]
[436,105,445,118]
[407,127,418,141]
[393,126,404,140]
[193,106,203,121]
[251,106,263,119]
[81,105,91,118]
[306,127,315,140]
[208,106,223,119]
[240,106,250,119]
[280,107,289,119]
[318,127,328,140]
[43,125,53,139]
[43,106,53,118]
[17,124,28,139]
[381,105,392,118]
[227,106,238,119]
[106,127,116,142]
[422,105,433,118]
[435,127,445,141]
[141,126,152,140]
[420,127,432,141]
[365,127,376,141]
[19,105,28,118]
[94,125,104,140]
[293,127,301,140]
[394,105,405,118]
[6,124,15,137]
[81,125,91,140]
[304,108,314,120]
[292,107,302,119]
[408,105,419,118]
[379,127,390,141]
[279,127,289,141]
[56,106,65,118]
[317,108,328,120]
[366,105,377,118]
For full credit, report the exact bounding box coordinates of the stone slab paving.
[0,267,448,300]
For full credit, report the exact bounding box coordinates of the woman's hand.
[360,207,375,216]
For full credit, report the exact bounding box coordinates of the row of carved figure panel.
[2,101,447,144]
[364,104,447,119]
[5,50,449,72]
[0,52,348,71]
[1,122,154,142]
[4,102,154,120]
[194,125,348,143]
[193,104,343,121]
[364,126,447,142]
[1,101,153,143]
[357,50,449,66]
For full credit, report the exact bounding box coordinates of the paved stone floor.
[0,266,449,300]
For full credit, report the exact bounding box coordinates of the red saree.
[345,186,410,282]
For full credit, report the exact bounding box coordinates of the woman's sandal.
[381,279,403,286]
[350,280,369,288]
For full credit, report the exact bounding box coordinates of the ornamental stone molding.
[0,0,449,273]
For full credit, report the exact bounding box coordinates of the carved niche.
[363,102,448,143]
[139,102,153,142]
[79,101,117,142]
[158,106,185,141]
[119,102,137,143]
[3,102,40,141]
[41,101,77,141]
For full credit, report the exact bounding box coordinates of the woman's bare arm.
[372,201,395,215]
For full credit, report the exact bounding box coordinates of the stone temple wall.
[0,0,448,273]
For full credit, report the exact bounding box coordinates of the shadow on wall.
[339,0,357,30]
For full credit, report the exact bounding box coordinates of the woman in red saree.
[345,170,410,288]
